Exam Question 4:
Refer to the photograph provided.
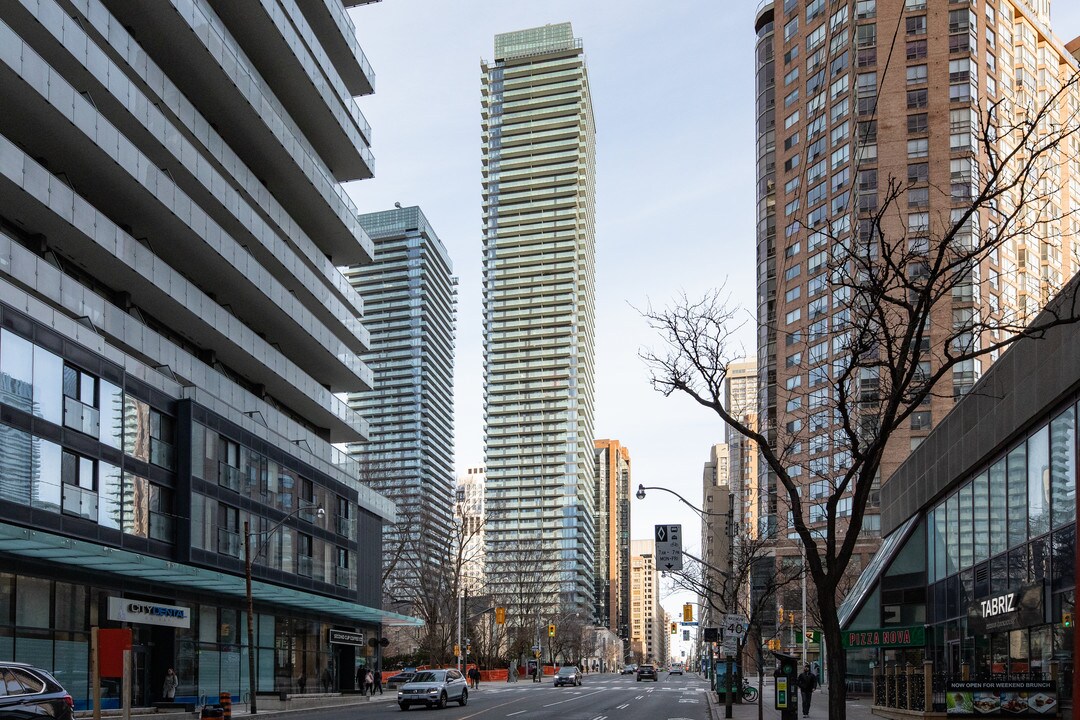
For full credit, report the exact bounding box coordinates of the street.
[301,672,712,720]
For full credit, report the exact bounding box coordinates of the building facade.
[838,278,1079,709]
[346,206,457,606]
[753,0,1080,632]
[480,23,598,616]
[0,0,416,709]
[593,439,632,642]
[629,539,662,664]
[724,361,759,542]
[455,466,487,596]
[700,444,734,639]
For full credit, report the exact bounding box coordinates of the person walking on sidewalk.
[373,668,383,695]
[797,664,818,716]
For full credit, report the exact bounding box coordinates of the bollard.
[218,692,231,720]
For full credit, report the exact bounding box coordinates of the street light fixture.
[245,503,325,714]
[635,484,729,517]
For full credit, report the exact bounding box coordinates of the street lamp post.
[245,504,325,714]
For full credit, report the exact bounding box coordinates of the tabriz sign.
[945,680,1057,716]
[966,584,1043,635]
[842,625,925,648]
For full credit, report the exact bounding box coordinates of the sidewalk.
[705,683,877,720]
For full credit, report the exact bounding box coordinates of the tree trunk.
[817,578,848,720]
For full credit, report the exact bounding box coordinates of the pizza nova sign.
[842,626,925,649]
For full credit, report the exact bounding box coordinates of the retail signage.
[328,629,364,646]
[842,625,925,648]
[966,584,1043,635]
[945,680,1057,716]
[107,597,190,628]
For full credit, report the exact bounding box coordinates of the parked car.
[636,664,658,681]
[553,666,582,687]
[620,665,637,675]
[386,669,417,688]
[0,662,74,719]
[397,669,468,710]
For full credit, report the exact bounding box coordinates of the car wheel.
[437,692,447,709]
[399,703,409,711]
[458,689,468,706]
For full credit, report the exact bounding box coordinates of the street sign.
[654,524,683,571]
[724,613,749,641]
[722,635,738,655]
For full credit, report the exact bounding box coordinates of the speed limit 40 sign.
[724,613,749,640]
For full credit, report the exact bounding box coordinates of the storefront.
[838,287,1079,712]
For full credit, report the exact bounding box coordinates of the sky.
[345,1,1080,620]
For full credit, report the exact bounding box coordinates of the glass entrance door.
[131,646,150,707]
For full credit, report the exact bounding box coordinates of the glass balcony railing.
[217,528,241,558]
[150,437,175,471]
[63,397,100,437]
[334,515,355,539]
[61,484,98,521]
[150,511,175,543]
[334,566,353,588]
[218,462,241,492]
[297,555,313,578]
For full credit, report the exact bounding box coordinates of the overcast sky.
[346,1,1080,616]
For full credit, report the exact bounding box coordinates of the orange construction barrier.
[218,692,231,720]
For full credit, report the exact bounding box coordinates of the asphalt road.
[306,672,713,720]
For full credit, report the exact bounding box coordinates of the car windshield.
[640,665,654,670]
[411,671,444,683]
[557,667,577,675]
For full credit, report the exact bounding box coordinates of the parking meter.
[773,652,798,720]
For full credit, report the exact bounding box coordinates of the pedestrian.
[161,668,178,701]
[320,665,332,693]
[356,665,368,695]
[468,666,480,689]
[297,673,306,694]
[364,669,374,696]
[373,668,383,695]
[797,663,818,716]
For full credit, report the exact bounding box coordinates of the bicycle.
[741,678,758,703]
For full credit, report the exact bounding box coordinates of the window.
[785,66,800,86]
[62,364,100,437]
[907,138,929,158]
[806,25,826,51]
[784,264,802,281]
[856,24,876,48]
[785,88,800,108]
[905,0,926,8]
[906,15,926,35]
[908,187,929,207]
[806,0,824,22]
[906,65,927,85]
[785,286,802,302]
[784,17,800,42]
[908,162,929,183]
[907,88,928,108]
[949,58,972,83]
[855,1,875,19]
[907,113,928,134]
[784,133,800,151]
[906,39,927,60]
[61,451,97,521]
[785,308,802,325]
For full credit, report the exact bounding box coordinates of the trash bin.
[200,705,224,719]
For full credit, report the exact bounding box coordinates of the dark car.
[385,669,417,688]
[553,666,582,687]
[0,662,74,719]
[620,665,636,675]
[636,664,658,682]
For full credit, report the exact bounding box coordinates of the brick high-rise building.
[594,439,632,643]
[753,0,1080,628]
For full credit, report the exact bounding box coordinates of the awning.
[837,514,920,630]
[0,522,422,627]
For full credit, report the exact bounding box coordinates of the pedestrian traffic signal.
[1064,611,1074,628]
[671,622,678,634]
[683,603,693,622]
[495,607,506,624]
[548,623,556,637]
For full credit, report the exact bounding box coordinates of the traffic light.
[671,622,678,634]
[789,612,794,624]
[1064,611,1074,629]
[495,607,506,625]
[777,605,784,624]
[548,623,556,637]
[683,603,693,622]
[454,644,460,656]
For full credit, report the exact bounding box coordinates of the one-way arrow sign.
[655,523,683,571]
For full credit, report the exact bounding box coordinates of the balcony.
[217,528,241,558]
[150,438,175,471]
[334,515,356,539]
[63,397,100,437]
[61,485,98,521]
[150,511,175,543]
[297,555,313,578]
[334,566,354,588]
[219,463,241,493]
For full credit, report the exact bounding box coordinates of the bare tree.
[667,540,801,720]
[486,545,559,670]
[643,69,1080,719]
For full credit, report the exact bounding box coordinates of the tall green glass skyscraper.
[481,23,597,617]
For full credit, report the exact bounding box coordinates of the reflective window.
[1006,445,1027,547]
[99,380,123,449]
[0,330,34,412]
[1050,407,1075,529]
[1027,425,1049,537]
[31,345,63,425]
[98,462,122,530]
[988,459,1006,556]
[123,395,150,462]
[958,482,973,569]
[122,473,149,538]
[972,471,989,563]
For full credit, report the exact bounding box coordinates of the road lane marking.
[635,695,644,699]
[616,703,629,709]
[507,712,526,717]
[541,689,608,708]
[457,696,533,720]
